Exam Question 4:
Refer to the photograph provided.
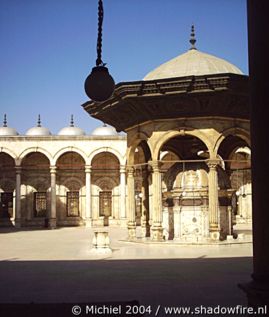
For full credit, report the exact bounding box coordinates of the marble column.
[150,160,163,241]
[141,167,150,237]
[85,165,92,227]
[239,0,269,307]
[206,159,219,239]
[49,166,57,229]
[120,166,126,220]
[15,166,22,228]
[127,166,136,239]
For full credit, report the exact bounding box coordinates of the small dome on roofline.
[26,115,51,136]
[58,115,85,136]
[143,25,243,81]
[92,123,118,136]
[0,114,19,136]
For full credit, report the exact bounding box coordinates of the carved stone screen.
[34,192,47,217]
[67,191,80,217]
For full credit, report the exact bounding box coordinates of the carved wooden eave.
[82,73,249,132]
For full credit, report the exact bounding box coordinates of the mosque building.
[0,28,251,242]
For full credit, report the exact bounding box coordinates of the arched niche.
[152,129,211,161]
[56,152,86,221]
[0,153,15,219]
[20,152,51,220]
[91,152,120,225]
[0,152,15,190]
[218,135,252,224]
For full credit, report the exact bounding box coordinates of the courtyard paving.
[0,226,253,316]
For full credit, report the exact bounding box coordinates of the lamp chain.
[96,0,104,66]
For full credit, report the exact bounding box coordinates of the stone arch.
[213,127,250,156]
[94,176,118,191]
[0,178,15,192]
[89,147,124,166]
[128,131,151,146]
[0,147,17,161]
[152,129,212,161]
[127,139,153,166]
[62,176,84,191]
[19,147,52,165]
[53,147,88,165]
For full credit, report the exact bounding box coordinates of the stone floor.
[0,226,253,316]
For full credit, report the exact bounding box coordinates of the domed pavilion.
[83,26,251,242]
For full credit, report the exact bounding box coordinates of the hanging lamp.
[84,0,115,102]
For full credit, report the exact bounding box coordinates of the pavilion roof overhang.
[82,73,249,132]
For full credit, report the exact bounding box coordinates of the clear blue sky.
[0,0,248,134]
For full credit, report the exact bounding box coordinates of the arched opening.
[91,152,120,226]
[133,140,152,236]
[0,153,15,225]
[56,152,85,226]
[218,135,251,228]
[21,152,50,226]
[159,134,210,241]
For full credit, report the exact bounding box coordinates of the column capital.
[85,165,92,173]
[148,160,161,172]
[126,166,134,176]
[206,159,220,169]
[15,166,22,174]
[50,165,57,174]
[120,165,126,173]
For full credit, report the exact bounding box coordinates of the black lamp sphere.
[84,66,115,102]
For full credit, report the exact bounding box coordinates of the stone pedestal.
[90,231,112,256]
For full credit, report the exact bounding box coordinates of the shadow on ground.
[0,257,252,316]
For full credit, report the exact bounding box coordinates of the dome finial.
[3,114,7,127]
[37,114,41,127]
[189,24,197,50]
[70,114,74,127]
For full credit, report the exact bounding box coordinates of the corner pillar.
[149,161,163,241]
[127,167,136,239]
[207,159,220,240]
[120,166,126,220]
[141,167,150,238]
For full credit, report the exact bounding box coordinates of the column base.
[14,219,21,228]
[85,218,92,227]
[127,222,136,240]
[48,218,57,229]
[119,218,128,227]
[239,279,269,308]
[210,231,220,241]
[141,220,151,238]
[151,226,164,241]
[209,224,220,241]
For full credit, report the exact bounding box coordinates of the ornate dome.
[58,115,85,136]
[144,26,243,81]
[92,123,118,136]
[0,114,19,136]
[26,115,51,136]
